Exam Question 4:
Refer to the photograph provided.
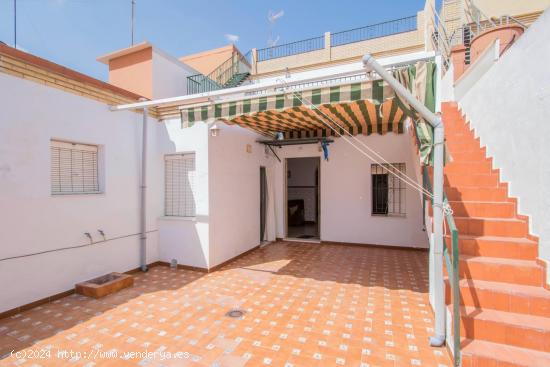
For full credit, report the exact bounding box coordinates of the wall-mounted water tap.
[84,232,93,243]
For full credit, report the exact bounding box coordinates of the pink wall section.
[108,47,153,99]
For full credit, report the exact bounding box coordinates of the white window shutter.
[165,154,196,217]
[51,140,99,194]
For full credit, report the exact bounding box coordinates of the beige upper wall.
[473,0,550,18]
[253,3,431,76]
[179,44,236,76]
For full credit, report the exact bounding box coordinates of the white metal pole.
[362,53,446,346]
[140,105,148,272]
[430,121,446,346]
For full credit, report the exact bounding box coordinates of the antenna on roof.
[131,0,135,46]
[267,9,284,47]
[14,0,17,49]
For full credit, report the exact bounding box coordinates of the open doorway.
[286,157,320,240]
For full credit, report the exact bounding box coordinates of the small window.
[51,140,100,195]
[371,163,406,216]
[165,153,196,217]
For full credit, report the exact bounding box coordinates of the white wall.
[152,49,197,99]
[0,72,163,313]
[156,119,210,269]
[458,10,550,279]
[208,123,272,268]
[454,39,499,101]
[272,132,427,247]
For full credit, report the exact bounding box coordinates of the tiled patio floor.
[0,242,451,366]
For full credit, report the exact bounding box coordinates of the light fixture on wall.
[210,123,221,137]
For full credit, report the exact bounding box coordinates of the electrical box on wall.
[246,144,252,153]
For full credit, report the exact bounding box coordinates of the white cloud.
[224,34,239,43]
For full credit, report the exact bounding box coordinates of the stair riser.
[459,259,543,286]
[445,174,500,188]
[446,129,476,139]
[450,202,516,218]
[450,150,488,161]
[444,161,493,175]
[457,238,538,260]
[446,140,481,152]
[455,218,528,237]
[446,187,509,201]
[459,316,550,352]
[446,284,550,317]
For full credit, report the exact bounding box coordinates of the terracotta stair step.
[444,161,493,175]
[445,130,475,139]
[452,234,538,260]
[444,173,500,188]
[449,149,488,161]
[446,142,482,154]
[445,129,476,138]
[445,186,509,201]
[458,306,550,352]
[454,216,528,237]
[459,255,544,286]
[461,338,550,367]
[445,129,475,138]
[448,200,515,218]
[445,278,550,317]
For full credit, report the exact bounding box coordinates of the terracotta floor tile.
[0,242,451,366]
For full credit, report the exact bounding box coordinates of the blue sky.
[0,0,429,81]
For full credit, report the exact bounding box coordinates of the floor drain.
[225,309,246,318]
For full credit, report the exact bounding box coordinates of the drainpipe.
[362,54,446,346]
[140,104,149,272]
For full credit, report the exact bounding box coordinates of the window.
[165,153,196,217]
[50,140,100,195]
[371,163,406,216]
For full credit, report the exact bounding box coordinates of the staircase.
[186,51,250,95]
[442,102,550,366]
[223,72,250,88]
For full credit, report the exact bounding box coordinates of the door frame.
[284,156,321,240]
[260,166,267,242]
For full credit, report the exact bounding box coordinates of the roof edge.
[96,41,153,64]
[0,43,145,101]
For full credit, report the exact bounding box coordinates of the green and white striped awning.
[180,61,437,163]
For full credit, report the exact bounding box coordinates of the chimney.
[97,41,198,99]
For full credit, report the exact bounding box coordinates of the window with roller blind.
[164,153,196,217]
[50,140,100,195]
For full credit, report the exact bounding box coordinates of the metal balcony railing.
[331,15,418,47]
[256,14,418,62]
[186,51,251,94]
[257,36,325,62]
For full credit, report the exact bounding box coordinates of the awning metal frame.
[257,137,334,147]
[257,137,335,163]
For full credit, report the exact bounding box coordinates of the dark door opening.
[286,157,320,239]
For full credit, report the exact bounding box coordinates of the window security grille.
[50,140,99,194]
[371,163,406,216]
[165,154,196,217]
